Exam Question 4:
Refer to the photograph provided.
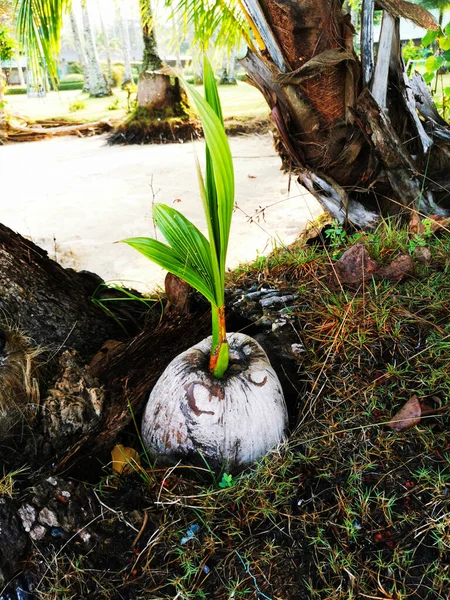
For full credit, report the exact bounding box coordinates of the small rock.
[260,295,296,309]
[29,525,47,541]
[413,246,432,264]
[258,317,273,328]
[290,343,305,356]
[38,507,60,528]
[272,319,287,331]
[18,505,36,533]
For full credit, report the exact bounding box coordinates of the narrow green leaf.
[445,22,450,37]
[153,203,218,301]
[185,78,234,279]
[203,57,224,124]
[122,236,217,306]
[194,154,222,300]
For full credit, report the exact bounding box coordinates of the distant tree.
[69,5,90,91]
[116,0,133,84]
[96,0,113,84]
[80,0,110,95]
[0,23,15,120]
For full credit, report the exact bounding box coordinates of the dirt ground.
[0,133,321,293]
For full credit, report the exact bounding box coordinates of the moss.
[108,106,201,145]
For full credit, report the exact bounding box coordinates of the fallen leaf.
[333,243,379,286]
[427,215,450,233]
[376,254,414,281]
[111,444,141,475]
[387,395,421,431]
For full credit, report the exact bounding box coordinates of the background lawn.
[5,81,270,123]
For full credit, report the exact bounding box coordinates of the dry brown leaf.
[387,395,421,431]
[378,0,438,31]
[427,215,450,233]
[111,444,141,475]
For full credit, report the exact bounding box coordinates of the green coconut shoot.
[122,57,234,378]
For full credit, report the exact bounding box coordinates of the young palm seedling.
[123,58,287,471]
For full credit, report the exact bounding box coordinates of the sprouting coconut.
[0,325,40,440]
[142,333,287,471]
[123,58,288,471]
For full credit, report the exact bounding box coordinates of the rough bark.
[80,0,111,97]
[137,71,185,110]
[117,1,133,84]
[0,223,120,359]
[240,0,450,227]
[15,54,25,86]
[220,48,238,85]
[55,311,212,471]
[69,6,90,92]
[139,0,162,72]
[0,62,5,127]
[96,0,113,85]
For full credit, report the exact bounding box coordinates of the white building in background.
[373,8,450,43]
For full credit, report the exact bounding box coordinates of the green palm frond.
[166,0,249,51]
[15,0,68,84]
[153,203,220,302]
[123,236,218,306]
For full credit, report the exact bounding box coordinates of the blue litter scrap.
[180,523,200,545]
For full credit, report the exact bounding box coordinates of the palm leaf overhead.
[167,0,249,52]
[15,0,68,84]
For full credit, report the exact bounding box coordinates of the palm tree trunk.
[96,0,113,85]
[240,0,450,226]
[0,62,6,127]
[15,55,25,86]
[117,1,133,84]
[220,48,237,84]
[70,5,90,92]
[140,0,162,72]
[81,0,111,96]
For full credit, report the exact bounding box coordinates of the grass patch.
[8,219,450,599]
[5,82,269,125]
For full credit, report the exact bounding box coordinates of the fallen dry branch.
[0,118,114,143]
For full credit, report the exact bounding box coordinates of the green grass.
[20,218,450,600]
[5,81,269,124]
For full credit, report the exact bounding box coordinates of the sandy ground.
[0,133,321,293]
